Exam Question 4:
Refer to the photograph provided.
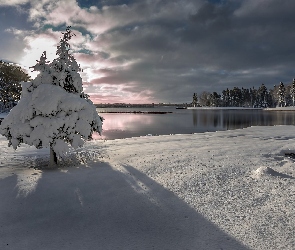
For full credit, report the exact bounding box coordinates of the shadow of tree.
[0,162,250,250]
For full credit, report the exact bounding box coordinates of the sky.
[1,0,295,104]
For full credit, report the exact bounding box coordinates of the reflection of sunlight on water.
[94,114,154,139]
[103,114,153,130]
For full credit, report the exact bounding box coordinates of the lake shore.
[188,106,295,111]
[98,111,172,114]
[0,125,295,249]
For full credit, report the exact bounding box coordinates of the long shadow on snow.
[0,162,249,250]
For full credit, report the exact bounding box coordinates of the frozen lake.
[95,107,295,139]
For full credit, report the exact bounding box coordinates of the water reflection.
[94,113,154,139]
[192,110,295,130]
[95,108,295,140]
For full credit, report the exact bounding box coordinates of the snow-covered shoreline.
[1,125,295,249]
[188,106,295,111]
[265,107,295,111]
[187,106,263,110]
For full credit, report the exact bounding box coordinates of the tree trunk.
[50,147,58,166]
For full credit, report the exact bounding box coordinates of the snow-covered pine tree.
[278,82,286,107]
[257,83,268,108]
[290,79,295,107]
[192,93,198,107]
[0,28,103,166]
[51,27,83,94]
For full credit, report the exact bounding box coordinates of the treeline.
[192,80,295,108]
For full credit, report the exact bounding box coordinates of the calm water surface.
[95,107,295,140]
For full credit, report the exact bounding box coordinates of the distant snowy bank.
[187,106,263,110]
[265,106,295,111]
[188,106,295,110]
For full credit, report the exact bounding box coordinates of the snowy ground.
[1,125,295,249]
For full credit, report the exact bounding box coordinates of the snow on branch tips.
[0,27,103,165]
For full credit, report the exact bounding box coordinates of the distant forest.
[193,79,295,108]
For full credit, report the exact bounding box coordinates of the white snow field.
[1,125,295,249]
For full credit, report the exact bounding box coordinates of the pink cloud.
[89,93,153,104]
[83,81,154,104]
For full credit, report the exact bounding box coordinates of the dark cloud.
[1,0,295,103]
[190,1,232,28]
[0,5,31,61]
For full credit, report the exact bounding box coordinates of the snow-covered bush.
[0,27,103,165]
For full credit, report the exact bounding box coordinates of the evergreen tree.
[285,84,292,106]
[278,82,286,107]
[250,87,259,108]
[51,27,83,94]
[0,28,103,166]
[192,93,198,107]
[290,79,295,107]
[222,88,230,107]
[231,87,242,107]
[209,92,221,107]
[257,83,268,108]
[0,61,31,110]
[241,88,251,107]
